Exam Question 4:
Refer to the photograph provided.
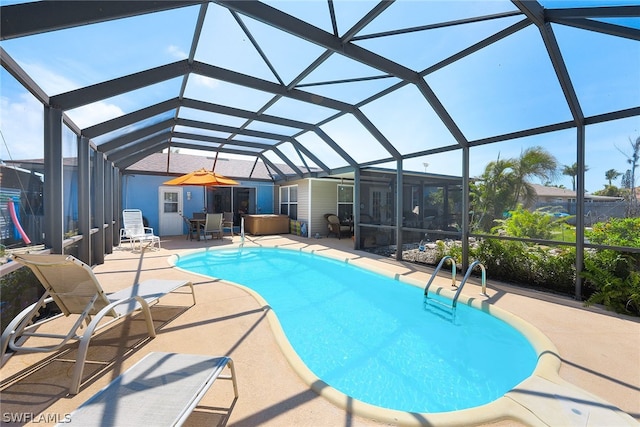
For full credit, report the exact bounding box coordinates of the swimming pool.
[175,246,541,415]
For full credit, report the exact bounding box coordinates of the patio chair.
[222,211,234,236]
[201,213,223,240]
[122,208,160,251]
[326,214,351,239]
[179,212,200,241]
[0,254,196,394]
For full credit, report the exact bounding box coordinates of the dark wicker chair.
[326,214,351,239]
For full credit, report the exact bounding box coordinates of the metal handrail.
[240,216,245,246]
[423,259,487,317]
[452,261,486,308]
[423,255,457,297]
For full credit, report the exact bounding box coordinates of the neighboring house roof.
[531,184,576,199]
[531,183,624,201]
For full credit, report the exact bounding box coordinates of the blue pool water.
[176,247,537,413]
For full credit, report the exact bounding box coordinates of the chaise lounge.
[0,254,195,394]
[61,352,238,426]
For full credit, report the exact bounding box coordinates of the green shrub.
[586,217,640,247]
[492,206,553,239]
[582,250,640,316]
[435,240,447,261]
[528,245,576,294]
[439,239,577,295]
[474,239,534,284]
[582,217,640,316]
[407,215,640,316]
[492,205,575,241]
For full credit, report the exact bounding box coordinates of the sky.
[0,0,639,193]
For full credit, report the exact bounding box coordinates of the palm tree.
[605,168,621,186]
[562,163,578,191]
[561,162,589,192]
[617,136,640,214]
[512,147,558,207]
[472,147,560,232]
[473,157,517,232]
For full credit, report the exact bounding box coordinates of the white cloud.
[167,44,187,59]
[190,74,220,89]
[0,90,126,161]
[0,92,44,161]
[65,102,124,129]
[21,61,79,95]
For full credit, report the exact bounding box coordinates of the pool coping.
[169,244,638,427]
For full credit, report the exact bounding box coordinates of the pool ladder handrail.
[451,260,487,308]
[424,258,486,310]
[423,255,457,298]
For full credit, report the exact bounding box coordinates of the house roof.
[531,183,625,201]
[531,183,577,198]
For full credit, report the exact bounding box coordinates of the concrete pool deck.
[1,234,638,426]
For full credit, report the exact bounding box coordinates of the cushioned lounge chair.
[0,254,195,394]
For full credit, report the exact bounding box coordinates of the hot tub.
[243,214,290,235]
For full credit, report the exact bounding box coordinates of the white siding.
[297,180,309,223]
[279,178,308,221]
[309,180,339,238]
[276,178,354,238]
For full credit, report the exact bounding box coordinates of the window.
[280,185,298,219]
[337,185,353,222]
[164,191,179,213]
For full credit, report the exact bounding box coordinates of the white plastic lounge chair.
[201,213,223,240]
[122,208,161,251]
[0,254,195,394]
[60,352,238,427]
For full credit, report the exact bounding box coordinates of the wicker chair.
[326,214,351,239]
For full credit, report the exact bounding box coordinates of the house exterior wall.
[275,179,312,236]
[296,179,309,223]
[310,179,340,238]
[122,174,274,234]
[256,182,276,214]
[122,174,167,232]
[275,178,355,238]
[276,178,309,217]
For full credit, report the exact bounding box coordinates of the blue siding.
[122,175,275,233]
[122,175,165,231]
[255,182,275,214]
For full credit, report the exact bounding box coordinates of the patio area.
[1,234,638,426]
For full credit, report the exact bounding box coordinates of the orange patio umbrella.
[163,168,239,212]
[163,168,239,186]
